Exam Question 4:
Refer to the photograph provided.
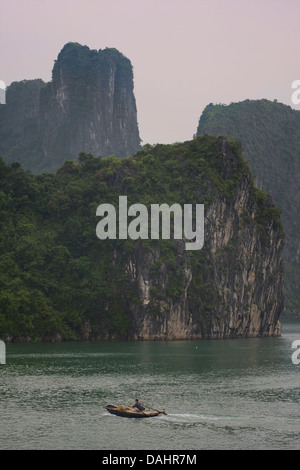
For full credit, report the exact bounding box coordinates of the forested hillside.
[0,136,284,341]
[197,99,300,316]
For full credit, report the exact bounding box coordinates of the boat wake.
[160,413,237,423]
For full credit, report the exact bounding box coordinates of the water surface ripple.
[0,319,299,450]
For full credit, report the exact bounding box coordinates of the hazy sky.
[0,0,299,144]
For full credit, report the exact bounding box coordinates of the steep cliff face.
[196,100,299,316]
[39,43,141,171]
[0,43,141,173]
[0,79,46,166]
[116,139,284,340]
[0,136,284,342]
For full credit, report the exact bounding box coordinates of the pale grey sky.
[0,0,299,144]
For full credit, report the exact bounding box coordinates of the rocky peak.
[197,99,300,316]
[0,43,141,173]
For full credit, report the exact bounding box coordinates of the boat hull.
[104,405,162,418]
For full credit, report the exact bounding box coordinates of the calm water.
[0,319,299,450]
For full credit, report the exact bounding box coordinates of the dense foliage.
[0,136,282,341]
[197,99,300,316]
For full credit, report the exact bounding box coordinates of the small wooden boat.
[104,404,166,418]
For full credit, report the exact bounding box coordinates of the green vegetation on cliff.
[197,99,300,316]
[0,136,283,341]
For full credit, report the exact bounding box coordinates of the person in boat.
[128,399,145,412]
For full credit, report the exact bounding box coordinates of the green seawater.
[0,319,299,450]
